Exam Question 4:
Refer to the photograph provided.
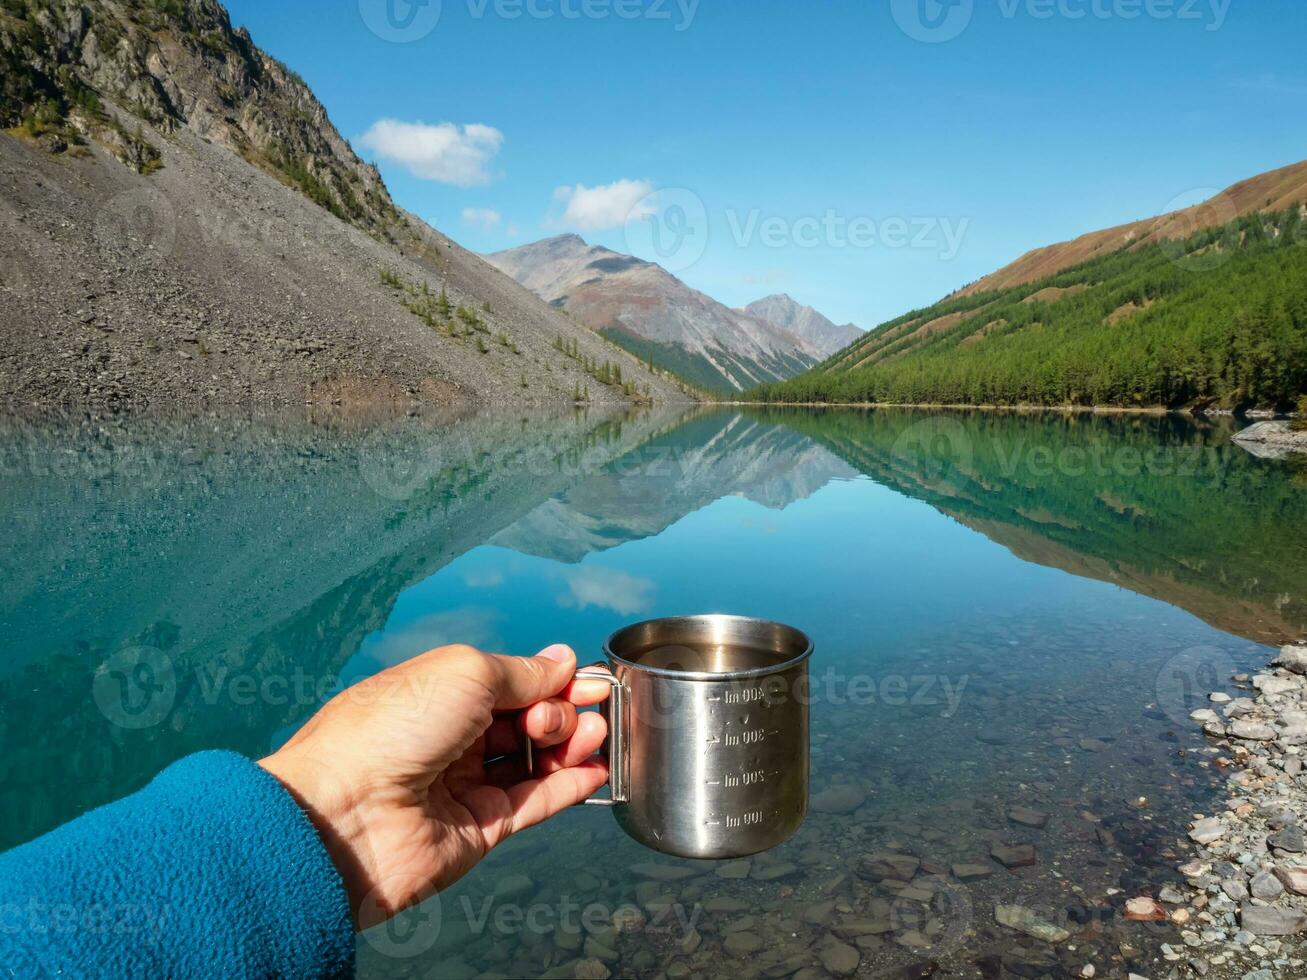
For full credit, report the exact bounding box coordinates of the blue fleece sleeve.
[0,751,354,978]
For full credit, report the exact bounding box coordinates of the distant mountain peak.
[741,295,862,359]
[487,237,824,392]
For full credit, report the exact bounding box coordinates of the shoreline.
[719,401,1291,419]
[1173,640,1307,977]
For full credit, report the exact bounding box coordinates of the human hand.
[259,643,610,929]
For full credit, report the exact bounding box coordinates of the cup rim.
[602,613,813,681]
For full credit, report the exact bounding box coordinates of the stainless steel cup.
[576,614,812,860]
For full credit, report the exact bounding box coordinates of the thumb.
[487,644,576,710]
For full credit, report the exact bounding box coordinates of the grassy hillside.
[752,206,1307,410]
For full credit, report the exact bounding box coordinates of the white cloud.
[461,208,501,230]
[357,120,503,186]
[554,179,654,231]
[556,566,655,616]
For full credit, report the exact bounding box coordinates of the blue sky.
[224,0,1303,327]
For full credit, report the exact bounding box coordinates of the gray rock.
[1240,905,1307,935]
[1189,817,1227,845]
[952,862,996,880]
[1269,826,1306,853]
[1221,879,1250,901]
[1229,720,1278,741]
[1253,674,1301,696]
[1249,871,1284,900]
[1276,644,1307,675]
[1272,865,1307,895]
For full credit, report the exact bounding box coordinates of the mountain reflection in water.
[0,406,1303,978]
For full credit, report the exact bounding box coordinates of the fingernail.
[544,703,563,734]
[536,644,573,664]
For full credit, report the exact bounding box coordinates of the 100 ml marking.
[725,810,764,828]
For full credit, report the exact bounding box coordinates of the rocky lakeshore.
[1232,423,1307,459]
[1172,642,1307,979]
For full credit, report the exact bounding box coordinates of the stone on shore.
[1273,866,1307,895]
[1253,673,1301,696]
[1276,644,1307,675]
[995,905,1070,943]
[1228,720,1277,741]
[1188,817,1226,845]
[1240,905,1307,936]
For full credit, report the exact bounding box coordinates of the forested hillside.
[753,206,1307,410]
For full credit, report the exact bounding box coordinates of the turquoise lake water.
[1,407,1304,978]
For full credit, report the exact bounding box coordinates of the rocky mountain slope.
[961,159,1307,296]
[740,294,862,358]
[755,161,1307,410]
[0,0,685,409]
[486,234,825,394]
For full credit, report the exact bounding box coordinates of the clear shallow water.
[1,407,1305,978]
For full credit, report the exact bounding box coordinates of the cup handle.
[573,665,628,806]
